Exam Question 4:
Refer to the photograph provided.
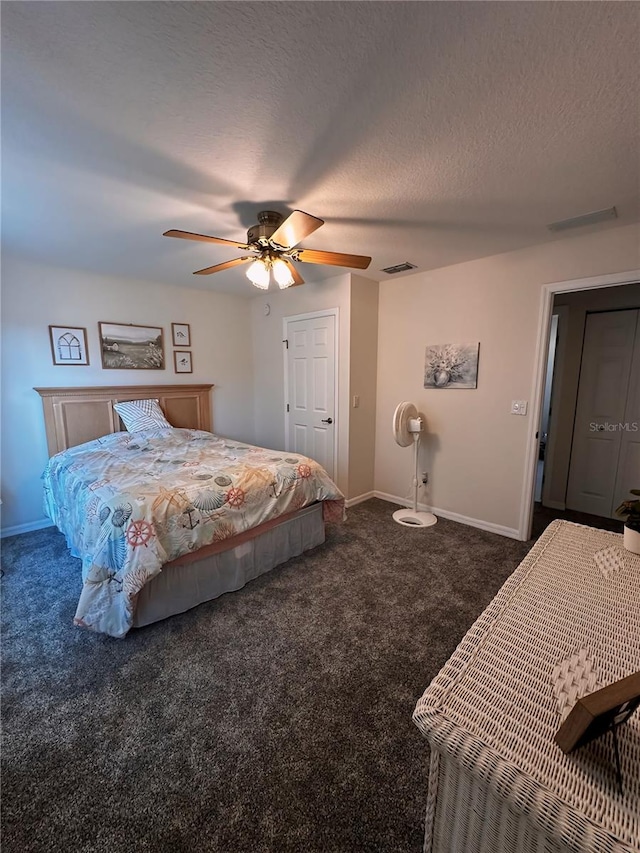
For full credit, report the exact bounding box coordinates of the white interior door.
[284,312,337,478]
[566,309,638,516]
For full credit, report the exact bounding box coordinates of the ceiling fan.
[164,209,371,290]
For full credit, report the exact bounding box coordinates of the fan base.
[393,509,438,528]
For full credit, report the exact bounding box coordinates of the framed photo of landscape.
[49,325,90,366]
[99,322,165,370]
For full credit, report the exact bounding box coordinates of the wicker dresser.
[413,520,640,853]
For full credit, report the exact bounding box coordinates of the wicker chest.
[413,520,640,853]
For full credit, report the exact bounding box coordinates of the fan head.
[393,402,421,447]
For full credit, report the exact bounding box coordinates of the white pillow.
[114,399,172,432]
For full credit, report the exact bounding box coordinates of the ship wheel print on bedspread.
[225,486,246,509]
[126,519,154,548]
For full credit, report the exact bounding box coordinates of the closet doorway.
[522,270,640,541]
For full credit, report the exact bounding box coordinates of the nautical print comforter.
[43,429,345,637]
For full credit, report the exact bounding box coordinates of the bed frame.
[34,383,213,455]
[34,383,326,633]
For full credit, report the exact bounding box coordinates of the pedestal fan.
[392,402,438,528]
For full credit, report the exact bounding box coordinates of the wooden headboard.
[34,384,214,456]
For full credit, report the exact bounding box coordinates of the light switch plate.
[511,400,528,415]
[352,395,360,408]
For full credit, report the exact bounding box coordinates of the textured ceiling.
[2,2,639,296]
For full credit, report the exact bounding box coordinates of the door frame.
[282,308,340,480]
[520,268,640,540]
[540,304,569,509]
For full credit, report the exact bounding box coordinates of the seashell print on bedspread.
[42,429,345,638]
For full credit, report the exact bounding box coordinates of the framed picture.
[173,350,193,374]
[424,343,480,389]
[49,325,90,366]
[99,322,164,370]
[555,672,640,754]
[172,323,191,347]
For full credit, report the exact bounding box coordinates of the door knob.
[321,417,333,424]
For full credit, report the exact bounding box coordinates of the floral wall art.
[424,343,480,389]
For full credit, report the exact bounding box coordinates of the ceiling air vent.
[547,206,617,232]
[381,262,417,275]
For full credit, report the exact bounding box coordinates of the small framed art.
[172,323,191,347]
[49,325,90,366]
[174,350,193,374]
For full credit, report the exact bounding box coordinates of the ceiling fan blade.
[164,229,249,250]
[296,248,371,270]
[283,259,305,287]
[193,257,252,276]
[270,210,324,249]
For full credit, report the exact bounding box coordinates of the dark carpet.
[1,499,533,853]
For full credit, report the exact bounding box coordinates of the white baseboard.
[0,495,522,541]
[1,518,54,539]
[373,491,522,540]
[345,491,376,508]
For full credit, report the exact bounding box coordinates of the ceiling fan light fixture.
[272,258,295,289]
[246,258,270,289]
[165,209,371,285]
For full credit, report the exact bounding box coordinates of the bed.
[36,384,344,638]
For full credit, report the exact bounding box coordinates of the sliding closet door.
[566,309,638,517]
[613,315,640,513]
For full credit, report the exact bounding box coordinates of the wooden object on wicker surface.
[413,520,640,853]
[34,384,213,456]
[555,672,640,754]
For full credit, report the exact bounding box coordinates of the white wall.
[250,274,352,495]
[3,222,638,538]
[374,223,640,536]
[1,254,254,532]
